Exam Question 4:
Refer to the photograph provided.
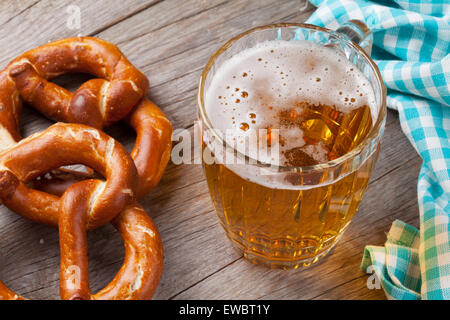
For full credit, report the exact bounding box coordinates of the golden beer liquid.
[203,103,378,268]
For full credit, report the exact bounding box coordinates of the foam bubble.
[204,40,378,189]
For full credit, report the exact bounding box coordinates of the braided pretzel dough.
[33,99,173,199]
[0,123,137,228]
[127,99,173,198]
[0,37,168,300]
[59,201,163,300]
[0,37,148,143]
[0,204,163,300]
[0,124,163,300]
[0,37,172,216]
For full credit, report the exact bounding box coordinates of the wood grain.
[0,0,161,66]
[0,0,422,300]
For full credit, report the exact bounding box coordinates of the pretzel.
[0,123,137,229]
[0,37,169,300]
[0,123,163,300]
[33,99,173,199]
[0,36,172,215]
[0,37,149,140]
[59,202,163,300]
[126,99,173,198]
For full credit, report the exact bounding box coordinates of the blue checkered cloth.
[306,0,449,300]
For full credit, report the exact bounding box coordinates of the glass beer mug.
[197,22,386,269]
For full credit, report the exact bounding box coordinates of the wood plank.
[0,0,160,67]
[0,0,41,27]
[0,0,423,300]
[369,110,419,182]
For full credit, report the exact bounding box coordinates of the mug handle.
[335,20,373,56]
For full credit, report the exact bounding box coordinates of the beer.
[199,33,382,269]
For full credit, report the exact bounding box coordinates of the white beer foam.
[204,40,377,189]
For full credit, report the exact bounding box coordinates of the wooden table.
[0,0,421,300]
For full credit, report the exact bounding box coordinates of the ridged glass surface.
[198,24,386,269]
[204,145,379,269]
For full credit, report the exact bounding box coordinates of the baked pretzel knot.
[0,37,170,300]
[0,124,163,300]
[0,37,173,205]
[0,37,149,138]
[34,98,173,200]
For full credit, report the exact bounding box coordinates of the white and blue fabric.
[307,0,449,300]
